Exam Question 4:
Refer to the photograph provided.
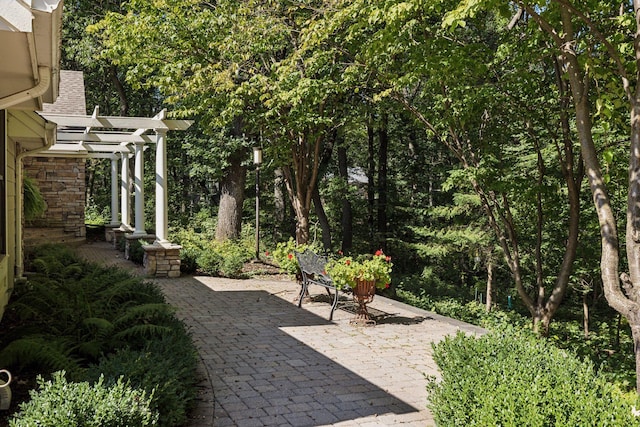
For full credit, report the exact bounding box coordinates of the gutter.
[0,66,51,111]
[14,118,56,280]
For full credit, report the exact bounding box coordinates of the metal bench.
[295,250,341,320]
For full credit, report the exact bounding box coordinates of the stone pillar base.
[112,228,127,250]
[143,242,181,278]
[104,224,120,243]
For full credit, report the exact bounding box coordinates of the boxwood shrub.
[428,329,640,426]
[9,371,158,427]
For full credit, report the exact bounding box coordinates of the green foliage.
[272,238,322,275]
[1,248,175,373]
[194,239,252,277]
[0,337,81,378]
[396,288,529,331]
[194,247,223,276]
[272,238,302,275]
[172,226,253,277]
[170,228,209,273]
[325,250,392,290]
[428,330,640,426]
[23,176,46,221]
[9,371,158,427]
[127,238,148,265]
[1,244,199,426]
[216,239,253,277]
[88,324,198,427]
[84,199,111,225]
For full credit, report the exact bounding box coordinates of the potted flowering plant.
[326,250,392,291]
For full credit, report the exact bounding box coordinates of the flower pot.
[351,279,376,326]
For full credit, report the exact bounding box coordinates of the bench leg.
[328,288,339,321]
[297,281,308,308]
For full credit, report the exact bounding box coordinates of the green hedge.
[9,372,158,427]
[428,330,640,426]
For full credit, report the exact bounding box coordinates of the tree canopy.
[80,0,640,391]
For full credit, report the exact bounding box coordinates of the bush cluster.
[171,228,252,277]
[9,372,158,427]
[271,237,321,275]
[428,329,640,426]
[2,244,199,426]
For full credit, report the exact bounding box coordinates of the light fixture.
[253,147,263,260]
[253,146,263,165]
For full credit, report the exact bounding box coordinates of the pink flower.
[288,253,293,260]
[346,259,351,265]
[375,249,383,256]
[385,283,390,289]
[338,250,343,255]
[386,256,391,262]
[265,251,270,256]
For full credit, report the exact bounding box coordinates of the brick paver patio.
[76,241,484,426]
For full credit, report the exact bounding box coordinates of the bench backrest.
[295,250,328,275]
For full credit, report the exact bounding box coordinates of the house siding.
[0,118,16,320]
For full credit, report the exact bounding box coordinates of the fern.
[113,324,173,342]
[23,176,46,221]
[114,303,175,326]
[0,337,82,377]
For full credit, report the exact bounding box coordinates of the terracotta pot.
[353,279,376,298]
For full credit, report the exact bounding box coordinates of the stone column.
[109,155,120,226]
[155,129,168,244]
[120,152,131,229]
[132,141,146,236]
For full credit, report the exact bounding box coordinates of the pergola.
[39,107,192,245]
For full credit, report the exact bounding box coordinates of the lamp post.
[253,147,263,260]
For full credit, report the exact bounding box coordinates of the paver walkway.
[76,241,484,427]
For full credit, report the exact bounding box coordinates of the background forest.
[62,0,640,396]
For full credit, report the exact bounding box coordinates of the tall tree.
[447,0,640,390]
[94,0,346,244]
[92,0,285,239]
[303,0,585,333]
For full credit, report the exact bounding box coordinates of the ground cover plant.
[170,226,254,277]
[0,245,199,426]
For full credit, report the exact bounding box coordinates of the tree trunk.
[632,320,640,393]
[367,117,375,234]
[312,186,332,252]
[273,168,287,241]
[293,201,310,245]
[338,146,353,253]
[282,132,323,246]
[215,152,246,241]
[377,113,389,236]
[583,293,589,338]
[542,2,640,386]
[86,160,95,203]
[485,258,493,312]
[109,65,129,116]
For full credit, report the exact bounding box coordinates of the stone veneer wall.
[23,157,86,238]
